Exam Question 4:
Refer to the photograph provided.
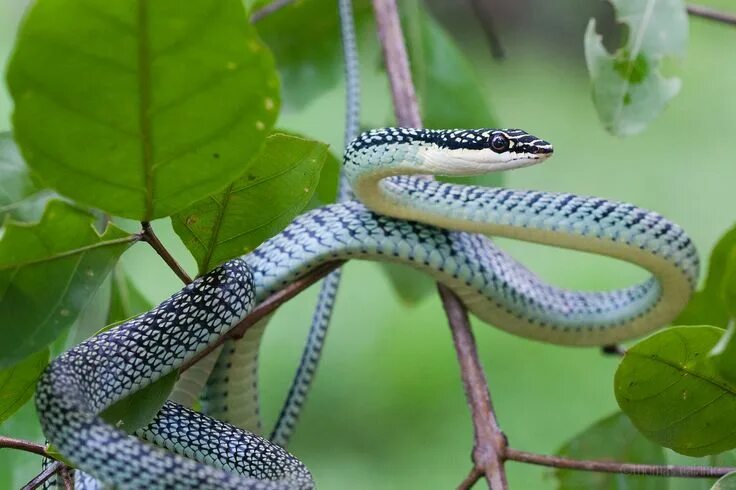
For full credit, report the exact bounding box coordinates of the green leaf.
[615,326,736,456]
[710,324,736,385]
[0,200,135,368]
[107,265,151,325]
[173,133,327,274]
[310,149,341,208]
[403,2,499,132]
[712,473,736,490]
[101,370,178,433]
[0,132,54,224]
[382,264,435,306]
[584,0,688,136]
[676,224,736,328]
[256,0,368,110]
[7,0,280,220]
[0,349,49,424]
[555,411,666,490]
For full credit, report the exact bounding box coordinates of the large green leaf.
[0,200,135,367]
[712,472,736,490]
[7,0,280,220]
[0,349,49,424]
[256,0,368,110]
[107,265,151,325]
[0,132,54,224]
[173,133,327,274]
[676,224,736,328]
[101,371,178,433]
[555,411,666,490]
[403,2,499,133]
[615,326,736,456]
[584,0,688,136]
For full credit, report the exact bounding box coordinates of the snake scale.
[36,125,698,488]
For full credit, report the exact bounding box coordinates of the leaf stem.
[140,221,192,284]
[0,436,48,457]
[505,448,736,478]
[251,0,295,22]
[687,3,736,26]
[22,462,64,490]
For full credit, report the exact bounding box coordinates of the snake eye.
[490,134,510,152]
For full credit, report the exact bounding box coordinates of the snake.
[35,121,699,488]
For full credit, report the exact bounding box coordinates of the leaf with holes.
[0,349,49,424]
[585,0,688,136]
[7,0,280,220]
[0,132,55,224]
[0,200,135,368]
[555,411,666,489]
[615,326,736,456]
[173,133,327,274]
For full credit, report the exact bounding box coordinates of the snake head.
[421,128,554,175]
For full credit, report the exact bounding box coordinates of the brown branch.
[251,0,295,22]
[687,3,736,26]
[0,436,48,457]
[372,1,507,488]
[182,261,344,371]
[506,448,736,478]
[140,221,192,284]
[457,466,483,490]
[22,462,64,490]
[372,0,421,128]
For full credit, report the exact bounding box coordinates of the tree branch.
[506,448,736,478]
[181,261,344,371]
[140,221,192,285]
[687,3,736,26]
[372,1,507,488]
[22,462,63,490]
[0,436,48,458]
[251,0,295,22]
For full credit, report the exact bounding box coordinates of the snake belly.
[198,128,699,437]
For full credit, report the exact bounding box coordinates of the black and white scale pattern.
[36,260,314,489]
[203,128,699,437]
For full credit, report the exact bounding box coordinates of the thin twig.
[687,3,736,26]
[372,0,421,128]
[458,466,483,490]
[251,0,295,22]
[22,462,64,490]
[140,221,192,284]
[0,436,48,457]
[441,287,508,489]
[372,1,507,488]
[60,465,74,490]
[468,0,505,60]
[506,448,736,478]
[181,261,344,371]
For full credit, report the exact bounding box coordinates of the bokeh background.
[1,0,734,488]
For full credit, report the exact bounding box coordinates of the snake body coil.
[37,128,698,488]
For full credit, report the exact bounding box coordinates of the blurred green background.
[1,0,735,488]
